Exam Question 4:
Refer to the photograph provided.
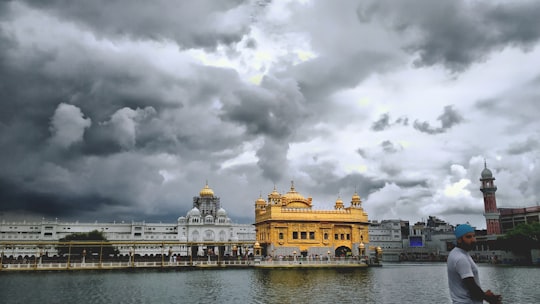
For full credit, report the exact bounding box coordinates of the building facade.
[368,220,404,261]
[499,206,540,233]
[254,182,370,258]
[0,183,255,259]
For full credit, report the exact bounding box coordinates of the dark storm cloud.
[221,76,308,181]
[221,77,307,139]
[0,0,312,220]
[371,113,409,131]
[379,161,401,177]
[371,113,390,131]
[438,204,483,216]
[357,0,540,71]
[394,179,429,189]
[413,105,463,134]
[381,140,399,154]
[21,0,251,49]
[0,176,127,219]
[291,52,397,106]
[356,148,367,158]
[506,138,540,155]
[256,138,289,182]
[297,161,386,202]
[0,14,251,220]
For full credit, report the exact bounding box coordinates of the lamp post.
[82,249,86,265]
[161,245,164,267]
[129,246,134,267]
[293,250,297,263]
[327,250,331,262]
[34,248,38,268]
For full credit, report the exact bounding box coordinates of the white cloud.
[49,103,92,148]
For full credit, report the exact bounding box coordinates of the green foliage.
[57,230,118,258]
[60,230,108,242]
[499,223,540,257]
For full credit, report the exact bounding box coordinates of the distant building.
[0,183,255,259]
[499,206,540,233]
[480,162,502,234]
[368,220,404,261]
[254,182,370,258]
[480,162,540,235]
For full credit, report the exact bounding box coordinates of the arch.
[203,229,215,241]
[335,246,351,257]
[219,230,227,241]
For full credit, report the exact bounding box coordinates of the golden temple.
[254,182,370,258]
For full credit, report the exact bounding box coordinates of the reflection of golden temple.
[254,181,370,258]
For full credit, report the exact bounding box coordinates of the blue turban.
[454,224,474,239]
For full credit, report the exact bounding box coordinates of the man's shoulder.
[448,247,468,262]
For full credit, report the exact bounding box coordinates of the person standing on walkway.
[447,224,502,304]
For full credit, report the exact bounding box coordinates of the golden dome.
[335,196,344,209]
[255,194,266,206]
[281,181,312,208]
[351,191,362,207]
[282,181,305,201]
[199,182,214,197]
[269,185,281,199]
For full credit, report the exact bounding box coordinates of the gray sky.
[1,0,539,229]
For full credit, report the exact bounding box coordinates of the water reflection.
[0,264,538,304]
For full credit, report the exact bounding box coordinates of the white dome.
[217,208,227,217]
[177,216,186,223]
[188,207,200,217]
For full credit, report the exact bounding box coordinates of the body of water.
[0,263,538,303]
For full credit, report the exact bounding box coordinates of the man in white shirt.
[447,224,502,304]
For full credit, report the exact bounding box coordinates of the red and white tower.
[480,161,501,235]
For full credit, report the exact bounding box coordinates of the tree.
[499,222,540,263]
[57,230,118,258]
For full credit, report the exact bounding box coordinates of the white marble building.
[0,183,255,258]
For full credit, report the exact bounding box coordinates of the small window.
[341,234,344,240]
[324,233,328,240]
[346,234,350,240]
[334,234,338,240]
[292,232,298,239]
[301,232,307,239]
[309,232,315,240]
[279,232,284,240]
